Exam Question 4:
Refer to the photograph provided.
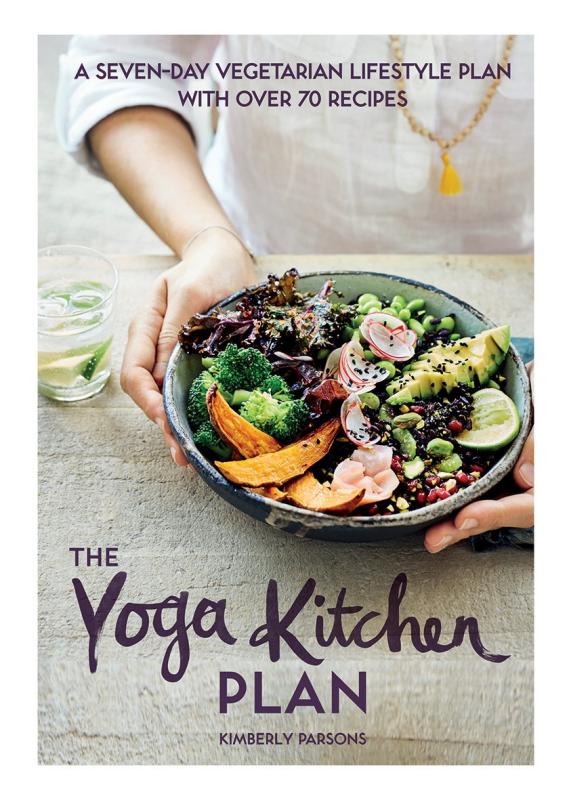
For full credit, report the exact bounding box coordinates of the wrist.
[179,225,253,262]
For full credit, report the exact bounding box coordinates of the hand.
[424,364,534,553]
[120,231,256,464]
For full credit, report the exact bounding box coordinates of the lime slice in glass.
[38,338,112,387]
[81,338,112,380]
[456,388,521,451]
[38,353,94,387]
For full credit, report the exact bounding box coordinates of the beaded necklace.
[389,35,516,195]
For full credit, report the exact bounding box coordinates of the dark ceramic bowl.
[164,271,532,542]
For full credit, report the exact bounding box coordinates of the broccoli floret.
[259,374,292,400]
[214,344,272,393]
[193,421,231,460]
[240,389,309,443]
[187,370,216,427]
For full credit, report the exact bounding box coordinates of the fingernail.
[429,534,454,553]
[170,446,178,464]
[458,518,478,531]
[155,418,165,432]
[519,463,534,487]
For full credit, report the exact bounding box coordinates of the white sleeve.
[55,35,220,176]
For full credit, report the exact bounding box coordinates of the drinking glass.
[38,245,118,401]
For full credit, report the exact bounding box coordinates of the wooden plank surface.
[38,254,533,765]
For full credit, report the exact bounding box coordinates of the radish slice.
[366,321,415,362]
[323,347,342,379]
[340,394,381,447]
[338,363,377,392]
[273,351,313,362]
[360,312,406,341]
[337,341,390,391]
[394,328,417,348]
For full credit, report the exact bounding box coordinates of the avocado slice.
[386,325,510,405]
[490,324,511,353]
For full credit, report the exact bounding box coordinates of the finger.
[513,428,534,489]
[162,428,190,467]
[424,493,534,553]
[152,290,191,386]
[121,277,168,425]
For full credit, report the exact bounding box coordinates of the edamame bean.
[343,326,355,341]
[353,314,366,326]
[397,308,411,322]
[406,298,425,312]
[450,333,461,341]
[392,412,422,428]
[488,379,500,389]
[359,392,380,410]
[422,315,436,332]
[201,357,216,369]
[377,360,397,378]
[426,438,454,457]
[393,428,416,459]
[436,316,455,332]
[391,294,407,310]
[359,299,382,314]
[382,307,398,316]
[363,349,376,361]
[437,453,463,473]
[408,318,425,337]
[316,348,330,361]
[357,293,378,307]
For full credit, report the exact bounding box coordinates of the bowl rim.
[164,270,532,528]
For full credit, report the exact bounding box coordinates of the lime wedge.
[456,388,520,451]
[81,338,112,380]
[38,337,112,387]
[38,353,94,387]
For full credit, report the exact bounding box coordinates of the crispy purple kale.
[178,269,354,358]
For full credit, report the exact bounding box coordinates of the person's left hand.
[424,365,534,554]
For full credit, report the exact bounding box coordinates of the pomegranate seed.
[367,504,379,516]
[427,489,439,504]
[457,472,474,486]
[406,479,419,492]
[470,465,485,475]
[416,491,427,504]
[436,488,450,500]
[448,419,464,434]
[447,484,458,495]
[425,475,441,487]
[391,456,403,468]
[409,404,424,415]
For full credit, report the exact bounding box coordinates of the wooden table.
[38,254,533,765]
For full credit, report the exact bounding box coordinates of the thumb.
[152,310,181,387]
[513,428,534,490]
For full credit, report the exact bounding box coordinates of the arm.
[88,105,230,257]
[89,106,255,464]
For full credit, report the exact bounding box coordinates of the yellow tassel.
[439,151,462,196]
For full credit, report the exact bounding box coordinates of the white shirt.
[57,35,533,254]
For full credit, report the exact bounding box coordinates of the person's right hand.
[120,230,256,464]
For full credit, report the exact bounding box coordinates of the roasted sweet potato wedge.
[206,384,281,458]
[284,471,364,514]
[214,418,341,487]
[247,486,287,502]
